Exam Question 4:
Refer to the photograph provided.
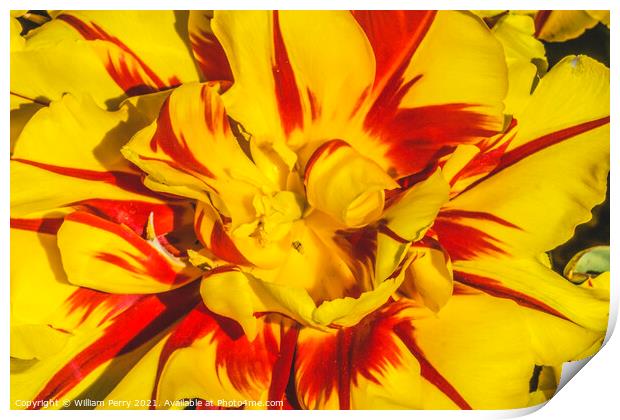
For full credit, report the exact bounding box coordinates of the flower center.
[233,190,306,245]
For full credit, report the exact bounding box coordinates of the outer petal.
[453,257,609,332]
[11,11,200,109]
[11,286,199,409]
[295,293,572,409]
[11,220,76,327]
[212,11,375,146]
[57,211,200,294]
[295,303,423,409]
[11,94,169,219]
[395,293,535,409]
[437,56,609,260]
[534,10,599,42]
[359,11,508,176]
[10,17,43,152]
[12,211,198,404]
[144,304,292,408]
[10,93,44,154]
[188,11,233,82]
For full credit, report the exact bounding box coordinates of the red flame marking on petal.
[352,11,436,95]
[190,29,234,83]
[272,11,304,135]
[460,116,610,196]
[67,211,189,285]
[11,158,158,198]
[57,14,179,96]
[534,11,552,37]
[268,325,300,409]
[30,286,199,408]
[10,217,64,234]
[393,321,472,409]
[148,98,215,178]
[209,221,252,266]
[454,271,571,321]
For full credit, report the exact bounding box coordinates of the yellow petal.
[11,220,77,327]
[277,11,375,131]
[535,10,598,42]
[399,293,537,409]
[406,245,454,312]
[123,82,271,228]
[440,56,609,259]
[154,304,285,406]
[399,11,507,125]
[213,11,374,148]
[586,10,610,27]
[57,211,200,294]
[12,11,200,109]
[200,268,317,339]
[11,94,165,219]
[375,169,449,282]
[382,169,449,242]
[11,324,71,360]
[304,140,398,228]
[492,13,547,115]
[10,92,44,154]
[454,257,609,332]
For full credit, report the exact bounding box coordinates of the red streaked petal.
[433,210,518,261]
[295,303,410,409]
[147,95,215,178]
[57,211,200,294]
[151,305,293,408]
[392,321,471,410]
[460,116,610,197]
[267,325,300,409]
[57,14,179,96]
[272,11,304,136]
[194,204,252,266]
[353,11,436,98]
[62,288,141,328]
[359,11,507,177]
[453,271,569,321]
[188,11,234,84]
[11,158,157,199]
[10,217,64,234]
[371,104,501,177]
[29,284,200,408]
[77,199,189,237]
[152,306,282,405]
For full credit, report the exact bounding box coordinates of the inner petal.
[304,139,399,228]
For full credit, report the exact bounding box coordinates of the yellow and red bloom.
[10,10,609,410]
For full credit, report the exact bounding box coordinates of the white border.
[2,1,618,419]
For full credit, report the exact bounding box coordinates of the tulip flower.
[10,10,609,410]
